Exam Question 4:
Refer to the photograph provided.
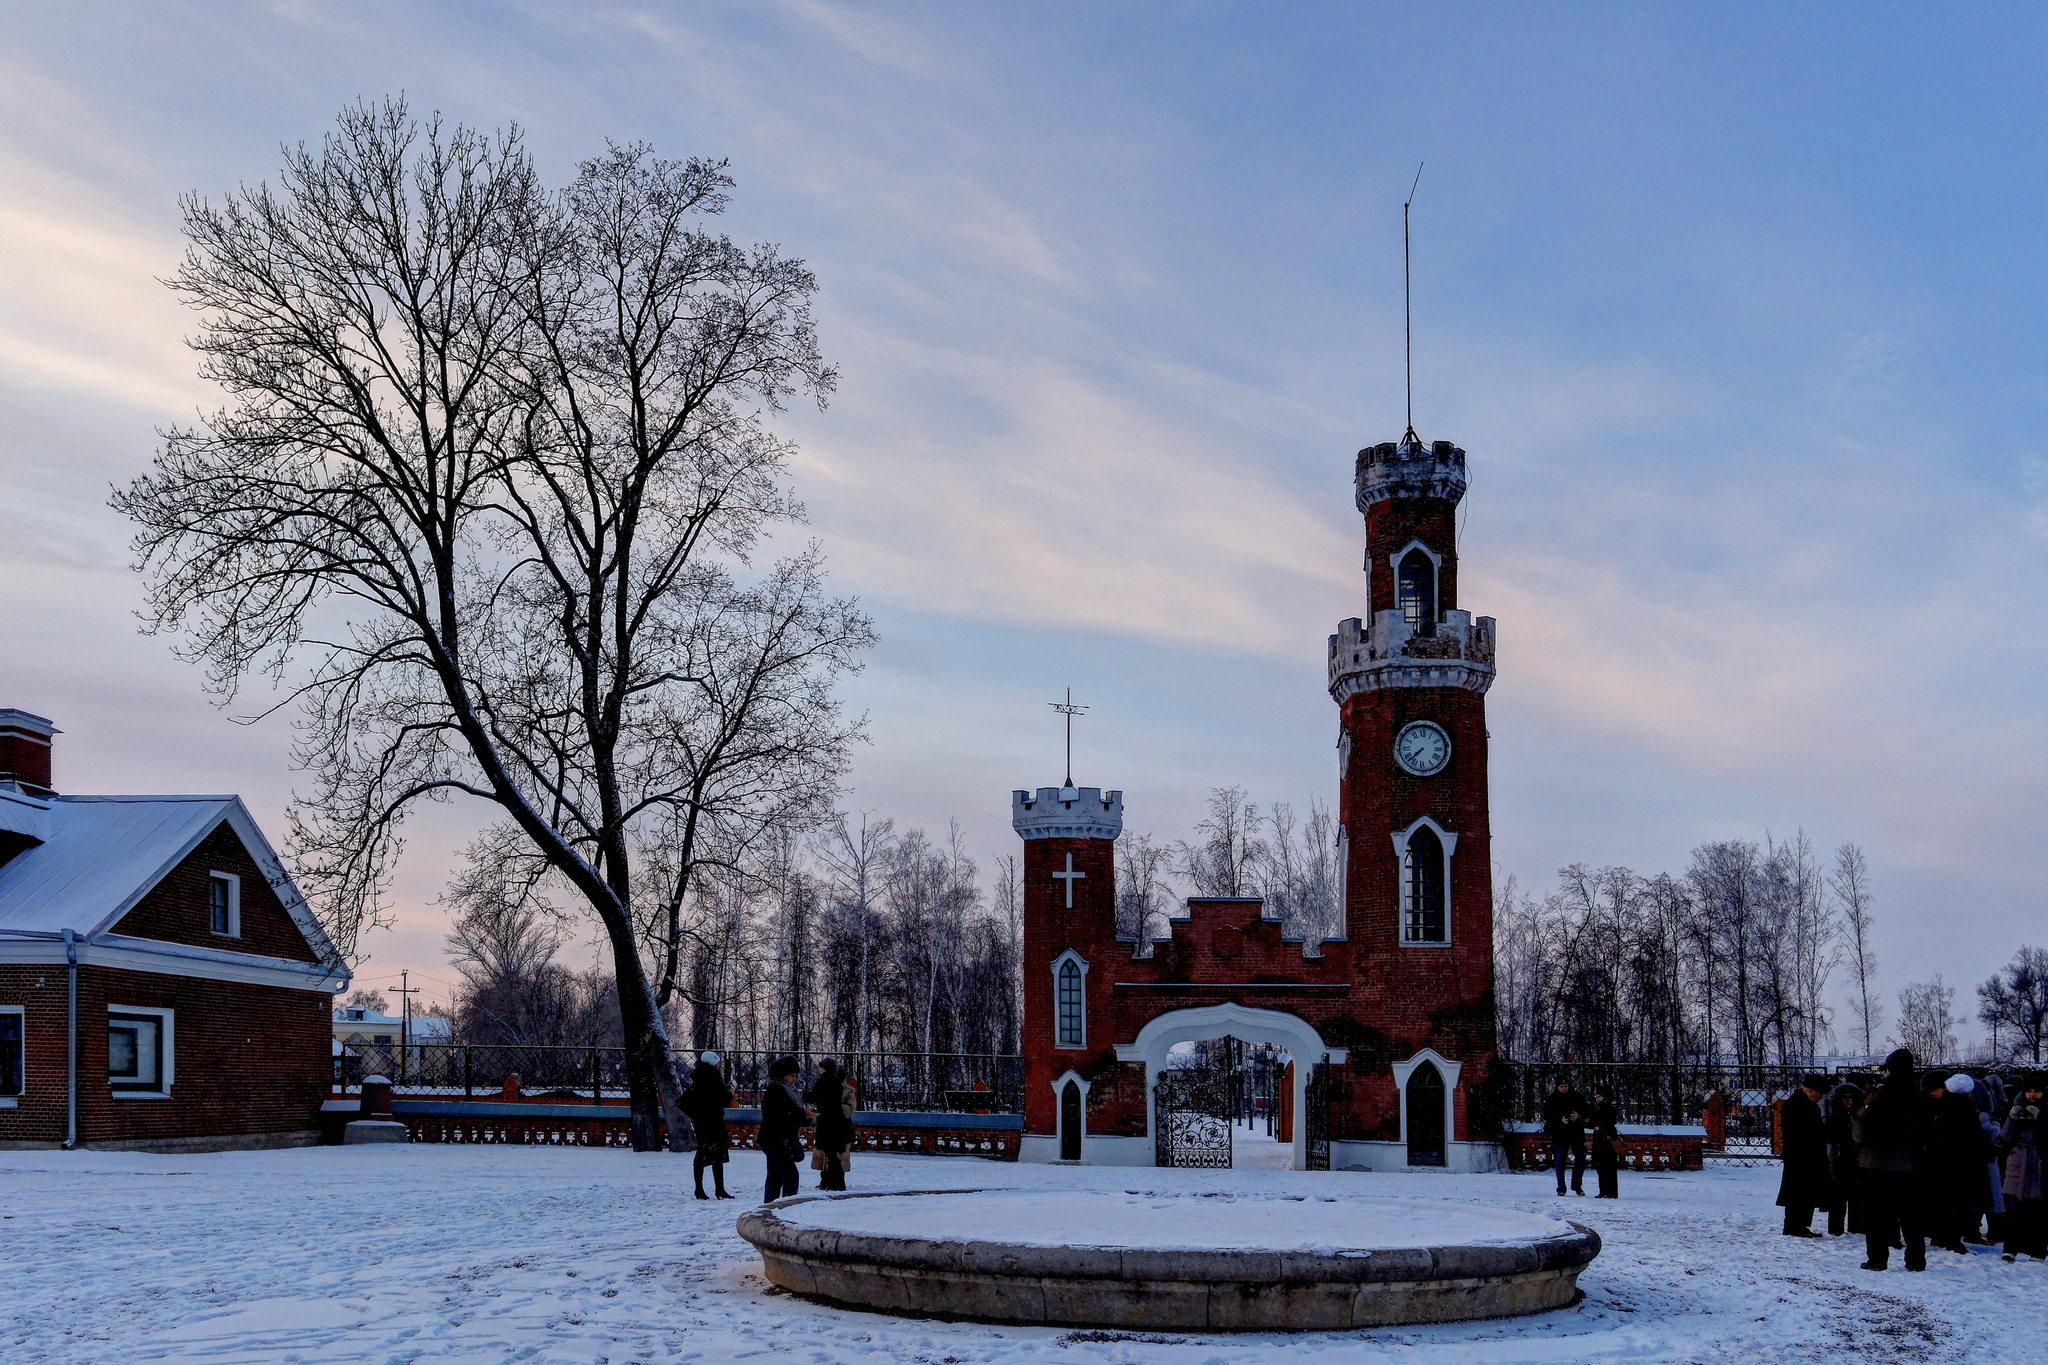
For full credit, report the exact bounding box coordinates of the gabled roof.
[0,791,344,972]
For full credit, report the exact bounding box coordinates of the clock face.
[1394,721,1451,777]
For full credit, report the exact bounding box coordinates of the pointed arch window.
[1402,825,1447,944]
[1053,950,1089,1048]
[1397,548,1438,634]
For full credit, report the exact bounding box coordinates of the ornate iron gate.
[1155,1063,1233,1168]
[1304,1061,1331,1170]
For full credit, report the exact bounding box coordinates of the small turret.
[1012,787,1124,841]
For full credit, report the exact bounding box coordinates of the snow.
[0,1144,2032,1364]
[781,1188,1567,1252]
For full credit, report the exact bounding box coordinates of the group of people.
[678,1053,859,1204]
[1776,1048,2046,1271]
[1542,1079,1624,1199]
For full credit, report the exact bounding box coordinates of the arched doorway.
[1112,1002,1348,1170]
[1405,1060,1446,1167]
[1059,1079,1083,1161]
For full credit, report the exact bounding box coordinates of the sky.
[1,2,2044,1040]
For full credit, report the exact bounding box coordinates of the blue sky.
[2,3,2044,1036]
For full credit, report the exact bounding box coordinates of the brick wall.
[110,822,319,962]
[1364,496,1458,617]
[0,963,331,1147]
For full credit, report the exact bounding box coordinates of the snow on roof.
[0,792,341,966]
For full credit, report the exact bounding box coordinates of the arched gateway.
[1016,434,1503,1173]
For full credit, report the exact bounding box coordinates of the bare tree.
[1978,947,2048,1064]
[114,101,868,1149]
[1173,786,1263,897]
[1829,842,1881,1056]
[1115,832,1174,952]
[1894,976,1958,1065]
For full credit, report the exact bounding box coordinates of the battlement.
[1328,609,1496,700]
[1355,437,1468,512]
[1012,786,1124,840]
[1130,896,1346,970]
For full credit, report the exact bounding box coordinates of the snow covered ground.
[1,1143,2032,1364]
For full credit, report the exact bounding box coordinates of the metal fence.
[336,1043,1024,1114]
[1496,1061,1826,1162]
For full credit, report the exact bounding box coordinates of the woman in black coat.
[804,1058,857,1191]
[758,1055,812,1203]
[1588,1090,1622,1199]
[681,1053,734,1200]
[1776,1075,1833,1237]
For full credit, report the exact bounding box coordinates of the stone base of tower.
[1329,1140,1507,1173]
[1017,1134,1155,1165]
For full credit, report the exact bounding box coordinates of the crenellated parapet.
[1355,438,1468,512]
[1328,609,1496,701]
[1012,786,1124,841]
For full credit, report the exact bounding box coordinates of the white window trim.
[1389,816,1457,947]
[0,1004,22,1107]
[1051,949,1089,1050]
[208,871,242,938]
[1051,1069,1091,1160]
[1392,1048,1464,1154]
[107,1004,174,1098]
[1387,538,1443,574]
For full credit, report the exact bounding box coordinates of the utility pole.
[392,971,422,1085]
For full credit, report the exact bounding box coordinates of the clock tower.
[1328,433,1499,1166]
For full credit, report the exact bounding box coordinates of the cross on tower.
[1052,852,1085,909]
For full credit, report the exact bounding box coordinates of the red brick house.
[0,709,349,1152]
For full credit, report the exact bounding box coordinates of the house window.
[1396,548,1437,634]
[108,1007,173,1096]
[1402,825,1447,943]
[208,872,241,937]
[1054,953,1087,1048]
[0,1009,22,1099]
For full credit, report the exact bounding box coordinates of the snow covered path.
[0,1144,2030,1364]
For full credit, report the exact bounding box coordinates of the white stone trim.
[1051,949,1089,1049]
[1391,1047,1462,1161]
[1051,1069,1090,1159]
[1389,817,1455,946]
[1329,1139,1503,1173]
[1112,1002,1346,1171]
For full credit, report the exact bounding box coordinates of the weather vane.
[1048,687,1088,788]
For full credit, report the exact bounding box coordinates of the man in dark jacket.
[758,1055,812,1203]
[1776,1074,1833,1237]
[1825,1080,1865,1237]
[1854,1048,1927,1271]
[1542,1079,1589,1197]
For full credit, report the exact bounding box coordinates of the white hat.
[1946,1072,1974,1094]
[700,1051,721,1066]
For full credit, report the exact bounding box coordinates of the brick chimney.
[0,709,57,794]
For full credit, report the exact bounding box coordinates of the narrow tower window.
[1403,826,1447,943]
[1397,549,1437,634]
[1056,958,1085,1046]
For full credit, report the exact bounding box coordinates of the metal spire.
[1048,687,1088,788]
[1403,162,1424,447]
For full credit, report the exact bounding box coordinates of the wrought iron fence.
[336,1043,1024,1114]
[1496,1061,1851,1164]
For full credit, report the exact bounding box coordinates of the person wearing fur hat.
[2001,1073,2047,1262]
[1825,1079,1865,1237]
[1854,1048,1928,1271]
[1922,1070,1991,1254]
[1776,1075,1834,1237]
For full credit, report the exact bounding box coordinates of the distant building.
[0,709,348,1152]
[333,1006,451,1047]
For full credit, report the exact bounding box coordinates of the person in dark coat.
[1588,1088,1622,1199]
[2001,1073,2047,1262]
[758,1055,812,1203]
[804,1058,857,1192]
[1854,1048,1928,1271]
[1824,1080,1865,1237]
[682,1052,735,1200]
[1542,1079,1589,1197]
[1921,1071,1991,1254]
[1776,1074,1833,1237]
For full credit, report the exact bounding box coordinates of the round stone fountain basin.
[738,1188,1600,1331]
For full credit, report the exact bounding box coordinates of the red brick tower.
[1328,434,1498,1166]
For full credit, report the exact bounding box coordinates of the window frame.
[106,1005,175,1098]
[1389,817,1457,947]
[1389,540,1443,636]
[208,871,242,938]
[1051,949,1089,1049]
[0,1006,22,1106]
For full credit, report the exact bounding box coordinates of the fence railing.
[1494,1061,1826,1156]
[335,1043,1024,1115]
